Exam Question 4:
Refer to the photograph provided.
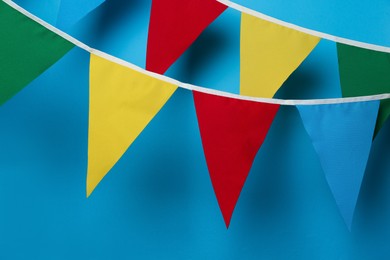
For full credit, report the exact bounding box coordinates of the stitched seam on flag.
[3,0,390,106]
[217,0,390,54]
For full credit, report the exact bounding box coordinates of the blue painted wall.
[1,0,389,259]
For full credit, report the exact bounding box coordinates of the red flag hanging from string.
[193,91,280,228]
[146,0,227,74]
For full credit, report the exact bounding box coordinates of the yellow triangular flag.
[87,54,177,197]
[240,13,320,98]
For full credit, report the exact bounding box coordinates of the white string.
[3,0,390,106]
[217,0,390,53]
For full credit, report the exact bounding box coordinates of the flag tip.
[86,187,92,198]
[86,180,96,198]
[225,222,231,229]
[223,214,232,229]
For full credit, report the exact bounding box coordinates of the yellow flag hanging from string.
[87,54,177,197]
[240,13,320,98]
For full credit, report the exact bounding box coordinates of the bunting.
[240,13,320,98]
[146,0,227,74]
[0,0,74,106]
[1,0,390,230]
[193,91,280,227]
[337,43,390,136]
[87,54,177,197]
[297,101,380,229]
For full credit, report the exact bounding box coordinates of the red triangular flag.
[193,91,280,228]
[146,0,227,74]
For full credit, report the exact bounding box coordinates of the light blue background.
[1,0,390,259]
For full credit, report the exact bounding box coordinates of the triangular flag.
[146,0,227,74]
[337,43,390,136]
[193,91,280,227]
[56,0,105,30]
[240,13,320,98]
[0,1,74,106]
[297,101,380,230]
[87,54,177,197]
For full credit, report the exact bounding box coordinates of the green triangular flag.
[0,1,74,105]
[337,43,390,136]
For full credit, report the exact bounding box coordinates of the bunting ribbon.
[218,0,390,54]
[12,0,61,24]
[1,0,390,230]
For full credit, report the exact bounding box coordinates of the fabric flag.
[87,54,177,197]
[297,101,380,230]
[0,0,74,106]
[193,91,280,227]
[240,13,320,98]
[56,0,105,29]
[146,0,227,74]
[337,43,390,136]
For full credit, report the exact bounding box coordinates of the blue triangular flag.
[297,100,380,230]
[56,0,105,29]
[13,0,61,25]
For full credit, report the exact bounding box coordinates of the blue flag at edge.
[297,100,380,230]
